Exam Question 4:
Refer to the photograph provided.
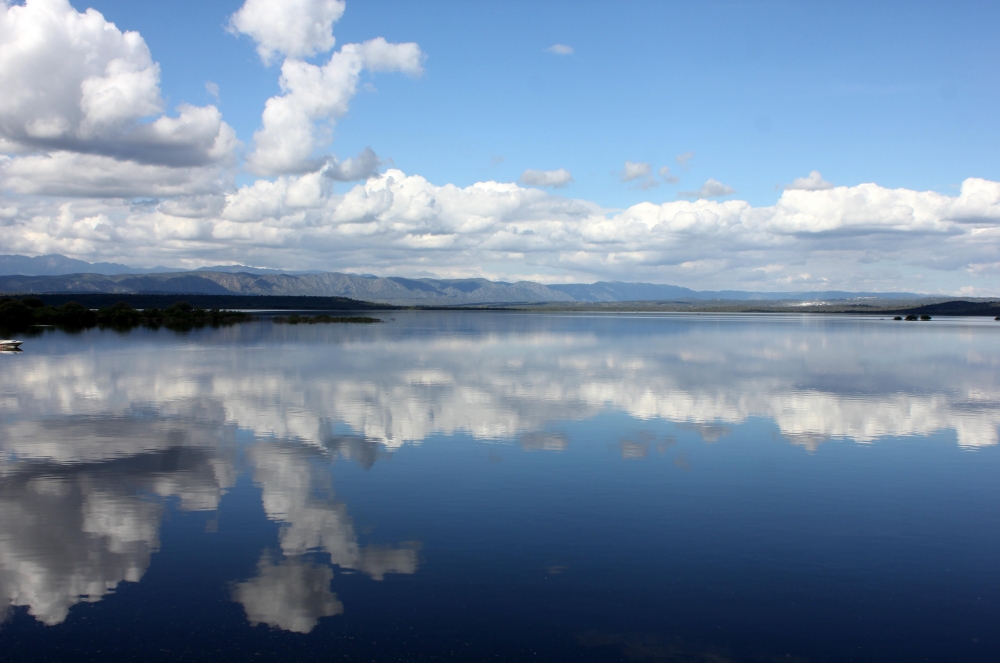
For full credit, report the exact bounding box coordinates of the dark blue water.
[1,312,998,661]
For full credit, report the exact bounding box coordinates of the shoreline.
[1,292,998,317]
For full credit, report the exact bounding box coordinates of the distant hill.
[0,271,575,304]
[192,264,324,275]
[0,270,924,305]
[0,253,182,276]
[0,254,924,304]
[0,253,295,276]
[22,293,391,311]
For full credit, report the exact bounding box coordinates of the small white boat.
[0,340,23,348]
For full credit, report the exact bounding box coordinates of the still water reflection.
[0,312,998,661]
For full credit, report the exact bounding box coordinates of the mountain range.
[0,254,921,304]
[0,253,315,276]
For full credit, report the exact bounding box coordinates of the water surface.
[1,312,998,662]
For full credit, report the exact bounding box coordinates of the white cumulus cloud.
[546,44,573,55]
[620,161,659,189]
[8,171,1000,292]
[247,38,423,176]
[786,170,835,191]
[679,178,736,199]
[620,161,651,182]
[229,0,346,64]
[1,152,230,198]
[519,168,573,188]
[0,0,238,197]
[2,1,1000,294]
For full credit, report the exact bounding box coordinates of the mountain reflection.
[1,314,999,628]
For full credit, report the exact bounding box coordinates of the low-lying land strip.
[0,298,249,331]
[483,298,1000,316]
[3,294,998,332]
[273,314,382,324]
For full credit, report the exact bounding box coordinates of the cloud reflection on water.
[6,319,999,453]
[233,555,343,634]
[248,441,419,573]
[233,439,419,632]
[0,451,180,624]
[0,314,998,628]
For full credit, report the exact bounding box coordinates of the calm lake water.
[1,312,998,662]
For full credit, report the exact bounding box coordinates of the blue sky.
[82,0,1000,207]
[1,0,999,292]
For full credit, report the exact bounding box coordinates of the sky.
[1,0,999,293]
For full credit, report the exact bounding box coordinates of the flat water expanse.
[1,312,998,662]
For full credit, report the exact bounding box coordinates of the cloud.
[546,44,573,56]
[205,81,220,102]
[1,151,230,198]
[1,0,1000,295]
[10,170,1000,291]
[0,0,237,196]
[620,161,651,182]
[679,178,736,199]
[324,147,382,182]
[786,170,834,191]
[0,0,237,166]
[229,0,346,64]
[659,166,679,184]
[0,0,416,188]
[519,168,573,188]
[619,161,660,190]
[247,38,423,175]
